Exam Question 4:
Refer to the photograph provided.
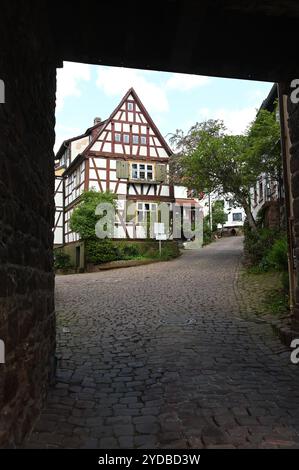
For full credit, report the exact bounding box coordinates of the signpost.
[154,223,167,256]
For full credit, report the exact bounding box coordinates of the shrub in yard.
[86,239,121,264]
[146,242,180,260]
[203,218,212,245]
[143,245,159,258]
[243,223,281,267]
[117,242,140,259]
[265,235,288,271]
[86,239,180,265]
[54,249,73,269]
[70,189,117,240]
[265,235,289,294]
[160,243,180,260]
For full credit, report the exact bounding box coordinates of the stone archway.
[1,0,299,447]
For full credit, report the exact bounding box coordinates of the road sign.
[156,234,167,240]
[154,222,165,235]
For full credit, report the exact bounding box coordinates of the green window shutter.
[116,161,129,179]
[156,164,167,182]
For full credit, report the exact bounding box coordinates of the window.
[128,102,133,111]
[132,163,138,179]
[115,133,121,142]
[266,179,271,199]
[137,202,157,223]
[139,164,145,179]
[233,213,242,222]
[126,202,136,223]
[76,169,81,186]
[254,186,257,205]
[131,163,153,180]
[259,180,263,201]
[141,136,146,145]
[124,134,130,144]
[133,135,139,144]
[147,165,153,180]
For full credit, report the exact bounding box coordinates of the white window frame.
[131,163,153,180]
[133,135,139,144]
[128,102,134,111]
[137,202,157,224]
[141,136,146,145]
[115,133,121,142]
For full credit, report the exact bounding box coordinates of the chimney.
[94,117,101,125]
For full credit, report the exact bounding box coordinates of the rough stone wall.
[0,2,57,447]
[264,201,281,230]
[288,91,299,326]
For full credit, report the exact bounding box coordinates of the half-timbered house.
[54,88,199,245]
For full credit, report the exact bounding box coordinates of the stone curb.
[270,318,299,348]
[87,258,163,271]
[56,254,182,275]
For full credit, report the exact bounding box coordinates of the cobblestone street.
[26,237,299,448]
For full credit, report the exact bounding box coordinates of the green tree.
[169,110,281,231]
[70,189,117,240]
[212,200,227,231]
[247,106,281,181]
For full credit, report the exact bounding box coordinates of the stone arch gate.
[1,0,299,447]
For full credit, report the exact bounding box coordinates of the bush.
[160,243,180,260]
[117,242,140,259]
[244,226,290,295]
[147,242,180,260]
[86,239,180,265]
[265,235,288,271]
[54,249,73,269]
[70,190,117,240]
[86,239,121,264]
[243,224,281,267]
[203,218,212,245]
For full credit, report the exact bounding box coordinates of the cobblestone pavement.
[26,237,299,448]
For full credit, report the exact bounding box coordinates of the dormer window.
[115,133,121,142]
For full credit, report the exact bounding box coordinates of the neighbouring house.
[54,88,201,249]
[220,199,245,235]
[250,84,284,229]
[54,167,64,245]
[201,194,245,236]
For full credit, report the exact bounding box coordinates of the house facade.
[250,84,283,229]
[54,88,200,246]
[220,199,245,233]
[201,194,245,235]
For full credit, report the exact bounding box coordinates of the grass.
[239,269,289,318]
[263,287,289,316]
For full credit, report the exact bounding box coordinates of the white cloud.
[96,66,169,113]
[56,62,91,112]
[166,73,210,91]
[197,106,258,135]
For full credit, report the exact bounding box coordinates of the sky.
[55,61,274,153]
